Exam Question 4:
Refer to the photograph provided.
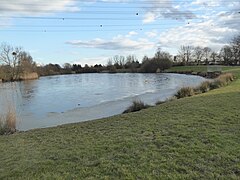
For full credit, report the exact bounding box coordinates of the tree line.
[0,34,239,82]
[176,35,240,66]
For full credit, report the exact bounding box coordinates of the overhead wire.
[0,1,238,33]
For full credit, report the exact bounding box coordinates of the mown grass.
[0,66,240,179]
[166,65,236,73]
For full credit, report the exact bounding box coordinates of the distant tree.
[125,55,139,71]
[72,64,82,73]
[0,43,22,80]
[63,63,72,69]
[112,55,125,69]
[94,64,103,68]
[231,34,240,65]
[203,47,212,65]
[107,59,113,67]
[62,63,72,74]
[142,55,149,64]
[154,49,172,60]
[41,63,62,75]
[19,51,36,74]
[141,49,172,72]
[193,46,204,64]
[220,46,233,65]
[155,50,172,71]
[178,45,194,64]
[118,56,125,68]
[210,51,218,64]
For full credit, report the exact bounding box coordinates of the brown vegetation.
[0,105,16,135]
[175,73,234,99]
[123,100,151,114]
[19,72,39,80]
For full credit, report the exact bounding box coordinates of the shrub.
[198,81,211,93]
[209,79,224,90]
[175,87,195,99]
[173,73,234,99]
[209,73,234,90]
[218,73,234,83]
[140,57,172,73]
[123,100,150,114]
[0,106,16,135]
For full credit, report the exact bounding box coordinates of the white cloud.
[157,18,238,53]
[145,30,158,38]
[126,31,138,37]
[143,0,196,23]
[66,35,155,51]
[143,12,158,23]
[0,0,79,16]
[192,0,221,6]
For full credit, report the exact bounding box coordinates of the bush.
[123,100,150,114]
[173,73,234,99]
[175,87,195,99]
[140,57,172,73]
[218,73,234,83]
[209,73,234,90]
[198,81,211,93]
[209,79,224,90]
[0,106,16,135]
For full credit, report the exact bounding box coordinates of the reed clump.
[0,105,16,135]
[175,87,195,99]
[123,100,151,114]
[175,73,234,99]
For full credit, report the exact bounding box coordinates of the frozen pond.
[0,73,206,130]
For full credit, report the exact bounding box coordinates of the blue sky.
[0,0,239,66]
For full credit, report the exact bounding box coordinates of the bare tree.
[113,55,125,69]
[155,48,172,60]
[107,58,113,67]
[178,45,194,64]
[203,47,212,65]
[210,51,218,64]
[193,46,204,64]
[19,51,36,73]
[142,55,149,64]
[231,34,240,65]
[220,45,233,65]
[0,43,22,80]
[63,63,72,69]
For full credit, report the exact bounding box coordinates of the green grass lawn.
[0,66,240,179]
[167,65,237,73]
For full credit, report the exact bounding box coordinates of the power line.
[0,27,171,32]
[0,9,233,14]
[0,16,141,20]
[1,0,238,6]
[1,23,238,33]
[2,0,238,4]
[0,14,238,21]
[0,24,175,28]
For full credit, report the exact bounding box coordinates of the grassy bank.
[167,65,237,73]
[0,66,240,179]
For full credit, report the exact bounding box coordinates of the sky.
[0,0,239,66]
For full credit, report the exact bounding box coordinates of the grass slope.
[0,67,240,179]
[167,65,237,73]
